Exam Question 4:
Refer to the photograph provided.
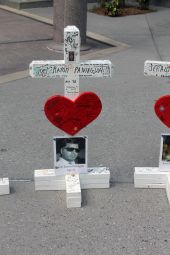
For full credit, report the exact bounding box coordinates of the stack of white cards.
[34,167,110,191]
[80,167,110,189]
[0,178,10,195]
[134,167,167,188]
[65,173,81,208]
[34,169,66,190]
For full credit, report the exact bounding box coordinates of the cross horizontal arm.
[144,60,170,77]
[29,60,112,78]
[34,167,110,191]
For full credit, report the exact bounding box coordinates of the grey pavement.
[0,7,110,76]
[0,5,170,255]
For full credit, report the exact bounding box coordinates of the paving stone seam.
[0,38,52,45]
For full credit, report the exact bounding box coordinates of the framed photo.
[159,134,170,171]
[53,136,88,169]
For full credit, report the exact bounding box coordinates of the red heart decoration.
[44,92,102,135]
[155,95,170,128]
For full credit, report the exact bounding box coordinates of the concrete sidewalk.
[0,5,127,81]
[0,5,170,255]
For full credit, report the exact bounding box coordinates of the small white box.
[65,173,81,195]
[35,184,65,190]
[83,167,110,178]
[166,175,170,204]
[67,197,81,204]
[81,178,109,184]
[35,183,66,191]
[81,183,110,189]
[134,167,168,188]
[35,180,66,186]
[134,167,166,179]
[134,182,165,189]
[34,169,65,181]
[65,173,81,208]
[0,178,10,195]
[66,201,81,208]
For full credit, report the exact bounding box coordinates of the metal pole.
[53,0,87,47]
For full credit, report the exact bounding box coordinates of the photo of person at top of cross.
[53,136,87,168]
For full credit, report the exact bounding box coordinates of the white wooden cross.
[30,26,112,100]
[30,26,112,208]
[134,59,170,206]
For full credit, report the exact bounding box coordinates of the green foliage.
[105,0,121,17]
[139,0,150,9]
[97,0,151,17]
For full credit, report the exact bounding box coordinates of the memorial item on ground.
[30,26,112,208]
[134,59,170,206]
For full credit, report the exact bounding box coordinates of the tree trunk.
[139,0,150,9]
[53,0,87,45]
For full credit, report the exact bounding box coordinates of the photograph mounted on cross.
[159,134,170,171]
[53,136,88,169]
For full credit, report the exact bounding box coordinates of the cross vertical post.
[64,26,80,99]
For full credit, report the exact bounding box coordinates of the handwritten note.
[144,60,170,77]
[30,61,112,78]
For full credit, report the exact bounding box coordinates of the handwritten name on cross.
[144,60,170,77]
[29,26,112,100]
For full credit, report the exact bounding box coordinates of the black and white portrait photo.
[53,136,87,168]
[159,134,170,171]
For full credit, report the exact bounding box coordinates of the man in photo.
[55,138,85,167]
